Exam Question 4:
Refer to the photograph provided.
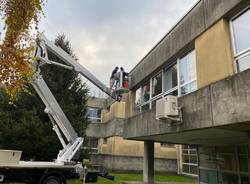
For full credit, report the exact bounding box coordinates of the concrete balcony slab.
[87,69,250,146]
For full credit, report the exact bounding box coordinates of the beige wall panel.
[102,102,126,123]
[99,94,177,159]
[196,19,234,88]
[99,138,114,154]
[99,136,177,159]
[124,91,136,118]
[113,137,143,156]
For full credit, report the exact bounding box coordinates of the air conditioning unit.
[156,95,179,120]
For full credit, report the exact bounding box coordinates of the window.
[142,82,150,103]
[231,8,250,72]
[141,103,150,111]
[135,88,141,106]
[152,72,162,97]
[182,145,198,176]
[151,96,162,109]
[164,64,178,95]
[199,145,250,184]
[134,49,197,113]
[86,107,101,123]
[87,138,99,152]
[135,82,151,113]
[179,50,197,95]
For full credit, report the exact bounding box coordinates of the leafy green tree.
[0,34,89,161]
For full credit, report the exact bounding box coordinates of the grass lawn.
[68,173,196,184]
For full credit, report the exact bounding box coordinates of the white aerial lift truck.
[0,35,128,184]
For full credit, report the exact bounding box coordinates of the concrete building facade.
[87,0,250,183]
[86,97,105,152]
[89,98,178,173]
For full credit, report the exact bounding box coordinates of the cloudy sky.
[1,0,197,96]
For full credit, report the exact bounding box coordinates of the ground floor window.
[199,145,250,184]
[181,145,198,177]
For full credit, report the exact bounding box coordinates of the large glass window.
[179,50,197,95]
[152,72,162,97]
[134,49,197,113]
[199,145,250,184]
[200,169,218,184]
[217,146,238,172]
[231,8,250,72]
[164,64,178,94]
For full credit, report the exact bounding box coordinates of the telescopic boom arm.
[35,35,116,100]
[31,34,121,163]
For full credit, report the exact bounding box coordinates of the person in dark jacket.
[119,67,129,88]
[120,67,128,79]
[110,66,119,90]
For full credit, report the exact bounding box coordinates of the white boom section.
[31,75,78,142]
[31,74,83,163]
[36,35,116,99]
[32,34,118,163]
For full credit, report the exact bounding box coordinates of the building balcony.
[87,69,250,146]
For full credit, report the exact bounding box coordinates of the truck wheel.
[42,176,62,184]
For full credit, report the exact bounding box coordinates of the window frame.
[199,145,250,183]
[230,6,250,73]
[163,63,178,96]
[141,81,151,106]
[87,107,102,123]
[182,145,198,177]
[135,49,197,113]
[151,71,164,101]
[178,50,197,96]
[135,81,151,112]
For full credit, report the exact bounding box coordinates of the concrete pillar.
[176,145,181,175]
[143,141,154,184]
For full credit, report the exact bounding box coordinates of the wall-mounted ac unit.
[156,95,179,120]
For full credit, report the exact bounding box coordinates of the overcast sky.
[1,0,198,97]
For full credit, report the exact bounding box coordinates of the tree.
[0,34,89,161]
[0,0,45,98]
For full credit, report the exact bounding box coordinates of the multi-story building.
[88,97,178,173]
[87,0,250,183]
